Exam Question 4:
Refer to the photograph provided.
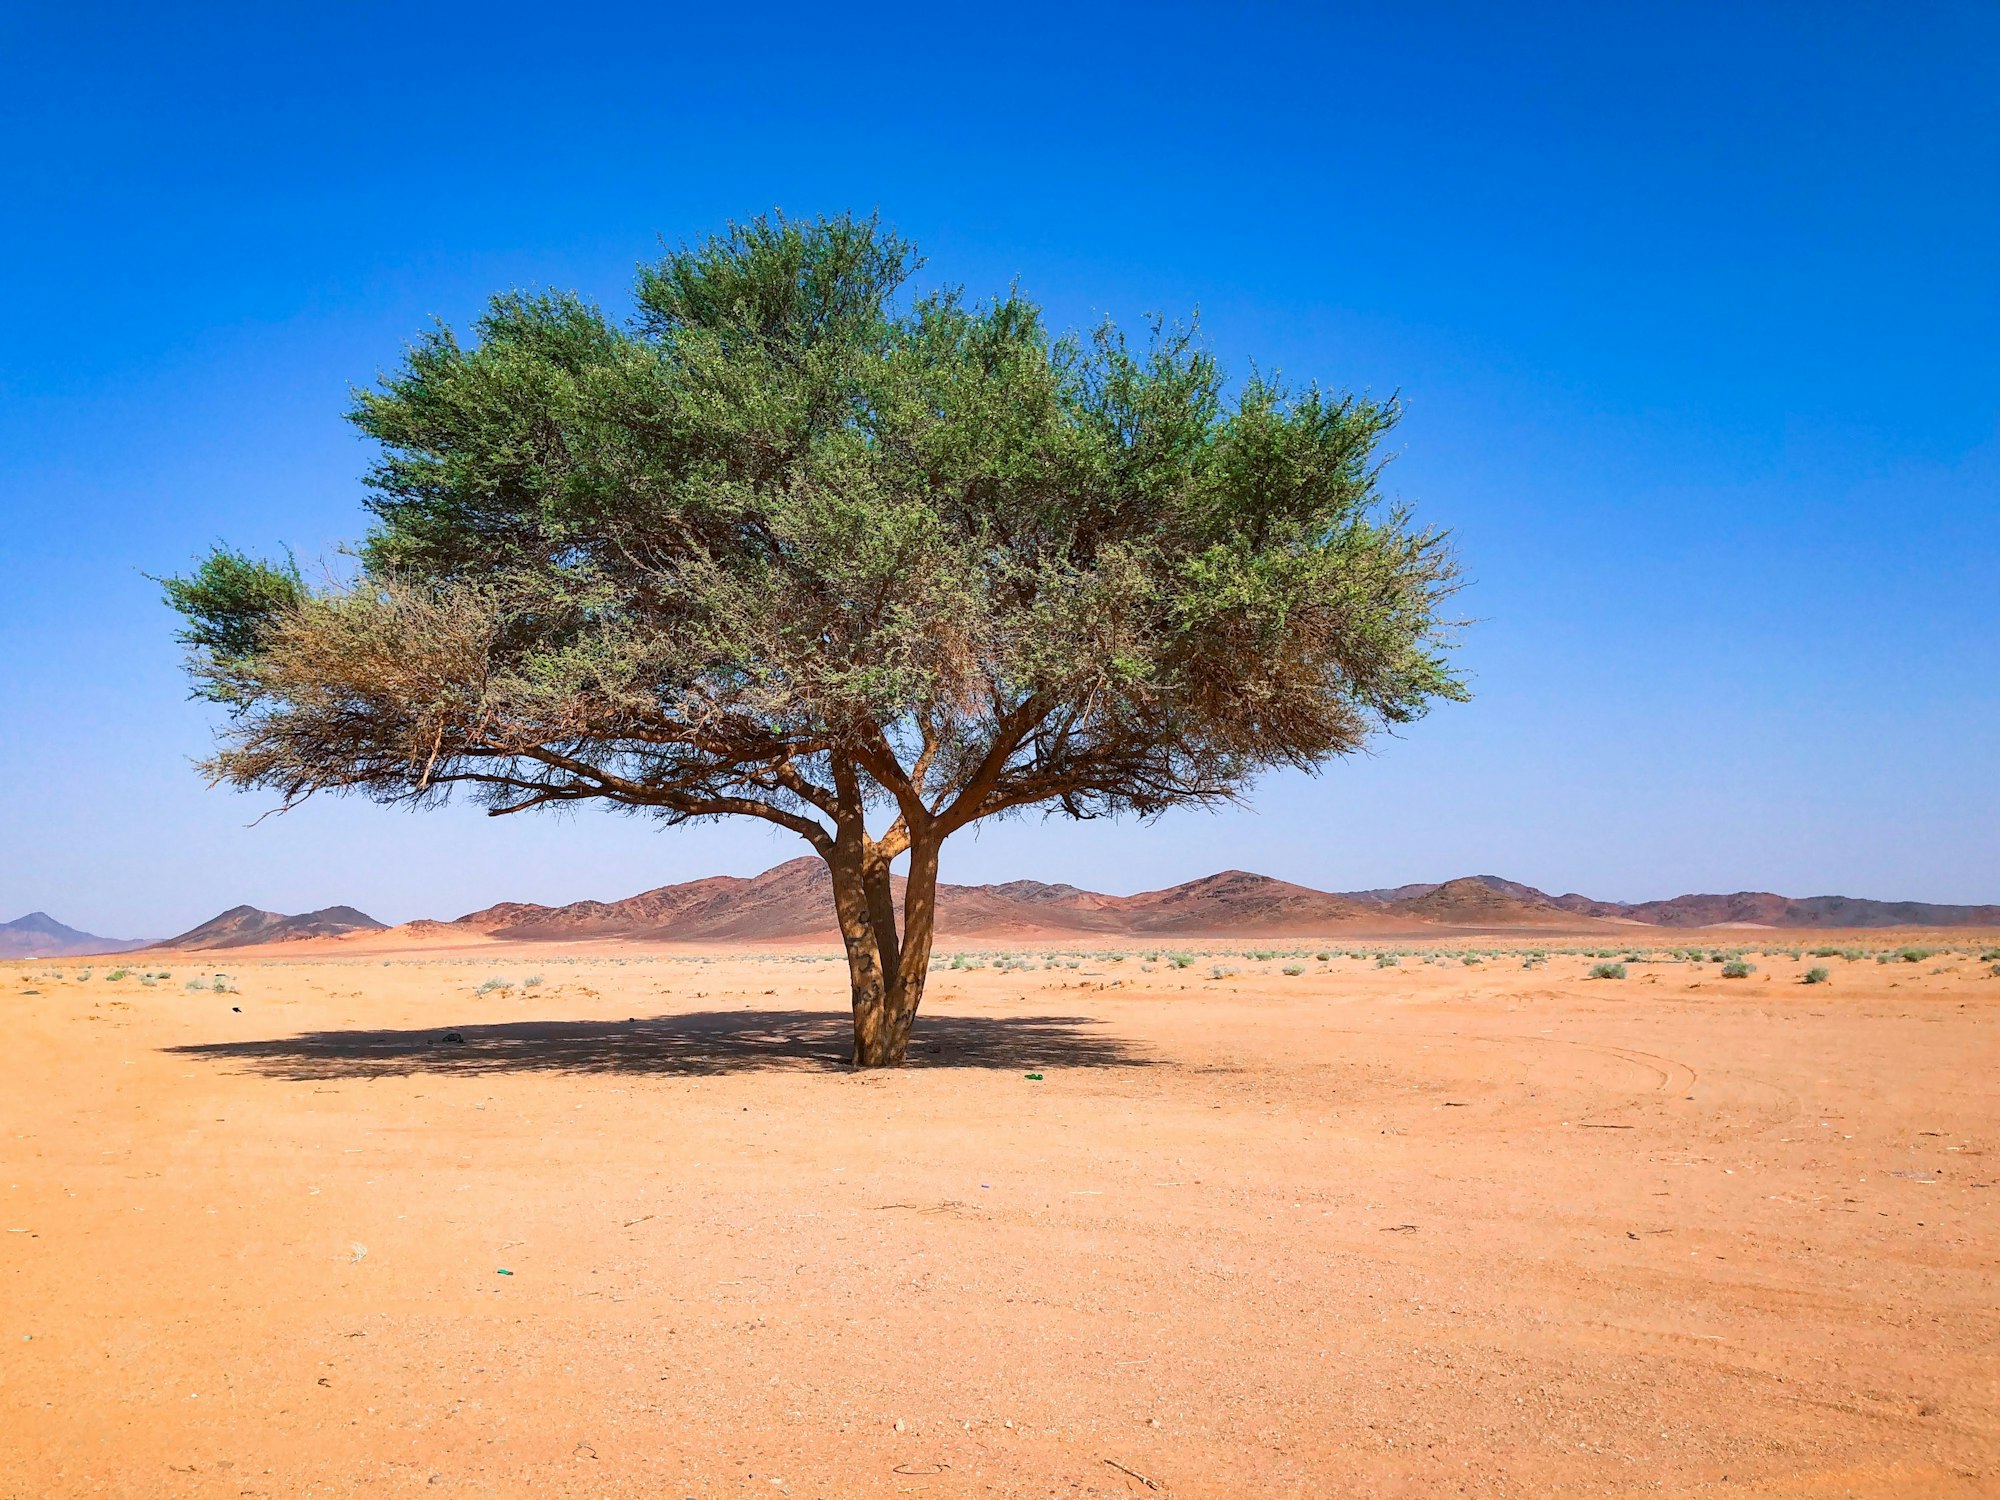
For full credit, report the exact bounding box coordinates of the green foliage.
[164,212,1464,835]
[1721,959,1754,979]
[1803,966,1830,984]
[1376,954,1399,968]
[158,549,305,704]
[1282,964,1305,976]
[1589,962,1627,980]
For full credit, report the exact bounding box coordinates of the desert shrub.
[106,968,128,981]
[1708,952,1728,964]
[1376,954,1399,968]
[1282,964,1305,976]
[1803,966,1830,984]
[1721,960,1754,979]
[1898,946,1935,963]
[1810,947,1841,959]
[1461,954,1481,966]
[474,978,509,994]
[1168,954,1193,970]
[1589,962,1627,980]
[1979,948,2000,963]
[1315,951,1333,963]
[1208,965,1238,979]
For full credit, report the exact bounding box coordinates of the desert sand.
[3,937,1996,1497]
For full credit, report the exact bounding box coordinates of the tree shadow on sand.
[164,1008,1157,1081]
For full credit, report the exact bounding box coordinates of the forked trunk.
[826,834,941,1068]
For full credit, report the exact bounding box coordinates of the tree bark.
[825,826,893,1066]
[882,835,941,1062]
[823,830,939,1068]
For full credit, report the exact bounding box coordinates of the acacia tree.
[165,214,1464,1066]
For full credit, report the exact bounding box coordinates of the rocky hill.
[0,912,152,959]
[152,904,387,950]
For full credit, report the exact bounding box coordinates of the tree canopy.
[165,212,1465,1064]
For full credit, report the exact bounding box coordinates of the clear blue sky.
[3,2,1995,937]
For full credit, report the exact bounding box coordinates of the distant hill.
[112,868,2000,955]
[1383,876,1593,928]
[1340,875,2000,930]
[1541,889,2000,928]
[0,912,152,959]
[426,861,1585,943]
[153,904,387,951]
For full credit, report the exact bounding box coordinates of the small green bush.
[1168,954,1193,970]
[1721,960,1754,979]
[1589,962,1627,980]
[1803,966,1830,985]
[1282,964,1305,976]
[1314,951,1333,963]
[1376,954,1399,968]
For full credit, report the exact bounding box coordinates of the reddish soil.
[3,937,1996,1497]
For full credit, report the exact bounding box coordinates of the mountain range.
[430,864,2000,941]
[15,866,1994,958]
[0,912,152,960]
[149,904,388,950]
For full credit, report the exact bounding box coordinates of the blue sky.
[2,2,1994,937]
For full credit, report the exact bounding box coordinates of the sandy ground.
[2,939,1996,1498]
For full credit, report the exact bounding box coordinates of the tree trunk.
[883,836,941,1062]
[824,831,940,1068]
[825,826,889,1066]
